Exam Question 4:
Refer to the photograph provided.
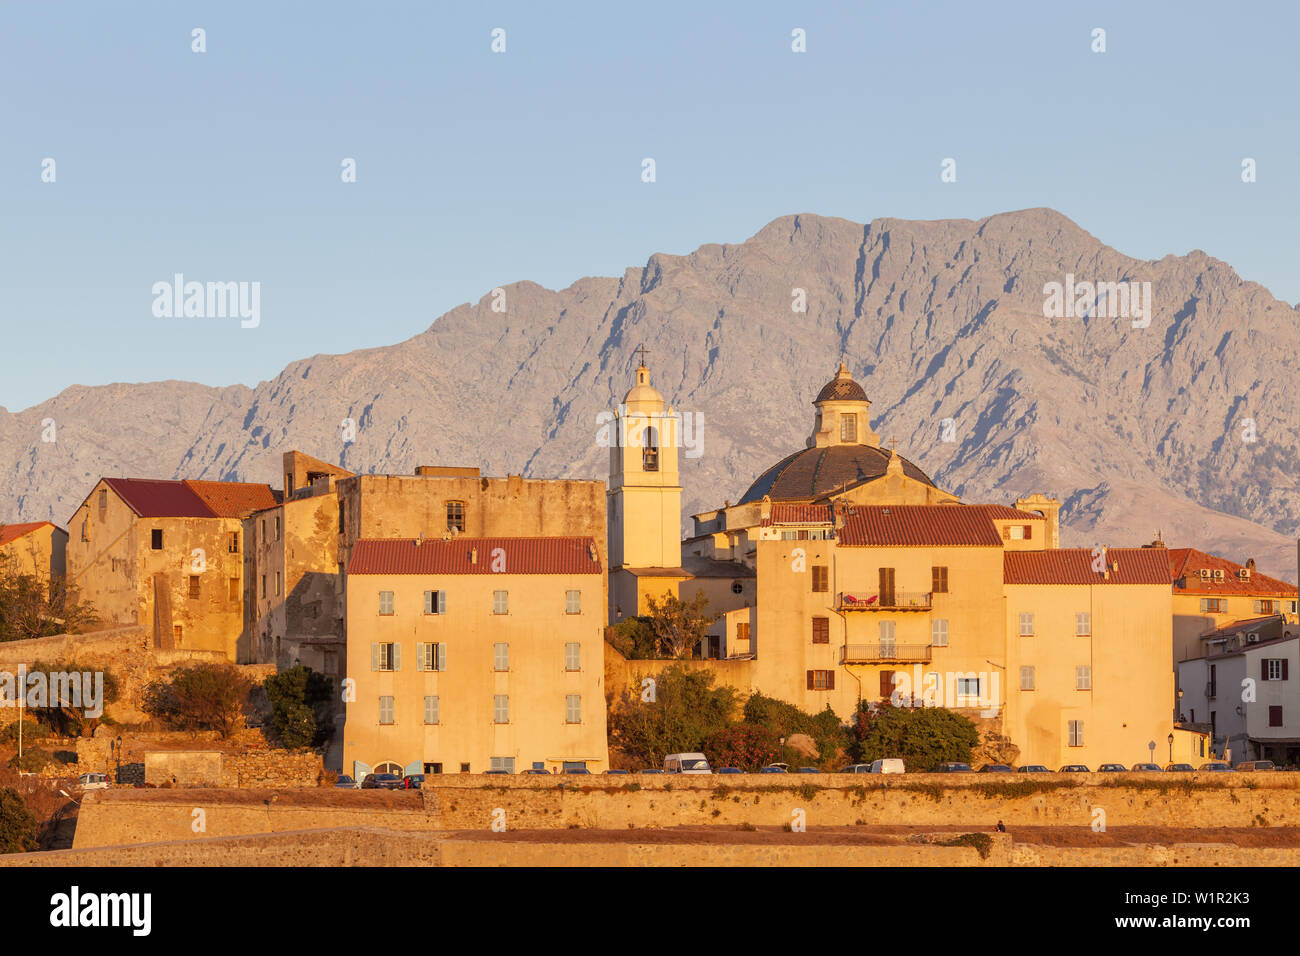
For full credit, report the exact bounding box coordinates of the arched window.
[374,761,402,775]
[642,426,659,471]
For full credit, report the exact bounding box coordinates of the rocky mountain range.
[2,208,1297,581]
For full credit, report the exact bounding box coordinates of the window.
[98,488,108,512]
[1269,706,1284,728]
[151,529,163,550]
[417,643,446,672]
[736,622,751,646]
[1019,612,1034,636]
[1009,525,1024,540]
[931,566,949,594]
[323,651,337,675]
[424,696,439,725]
[494,642,509,671]
[173,624,183,644]
[931,618,949,646]
[188,575,201,599]
[1020,666,1035,690]
[780,531,797,541]
[228,577,239,600]
[424,590,446,614]
[1263,659,1289,681]
[275,571,282,597]
[490,757,515,773]
[566,694,582,724]
[379,591,394,615]
[840,414,857,443]
[878,670,895,699]
[274,516,281,541]
[731,580,744,594]
[372,642,399,671]
[1075,612,1091,636]
[807,669,835,691]
[1076,665,1091,690]
[878,620,896,651]
[1068,720,1084,747]
[811,566,829,592]
[1255,599,1276,614]
[493,590,508,615]
[642,427,659,472]
[260,575,266,599]
[446,500,465,532]
[228,531,239,554]
[565,642,581,671]
[81,520,89,542]
[565,590,582,614]
[379,696,394,725]
[956,676,981,698]
[1200,598,1225,613]
[812,617,830,644]
[338,500,345,534]
[260,519,266,541]
[494,695,509,724]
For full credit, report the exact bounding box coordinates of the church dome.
[738,444,937,504]
[815,362,869,404]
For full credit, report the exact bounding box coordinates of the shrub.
[6,748,52,773]
[849,702,979,769]
[17,660,120,737]
[604,617,659,660]
[263,665,334,749]
[143,663,252,738]
[607,664,739,768]
[743,694,848,768]
[0,788,38,853]
[703,723,781,771]
[0,720,48,744]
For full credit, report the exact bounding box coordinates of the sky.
[1,0,1296,412]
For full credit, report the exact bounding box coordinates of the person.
[994,820,1006,833]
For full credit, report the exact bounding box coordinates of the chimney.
[415,533,423,548]
[470,547,478,565]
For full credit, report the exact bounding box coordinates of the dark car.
[716,767,743,774]
[1164,763,1195,772]
[483,769,512,776]
[932,762,974,773]
[639,769,664,775]
[563,768,592,775]
[796,767,821,774]
[1235,760,1276,772]
[361,773,403,790]
[1096,763,1127,773]
[759,764,788,774]
[1131,763,1163,772]
[603,769,630,775]
[402,774,426,789]
[1057,765,1091,773]
[838,764,873,774]
[1015,765,1051,774]
[1199,762,1234,772]
[520,768,551,775]
[977,764,1013,773]
[334,775,358,789]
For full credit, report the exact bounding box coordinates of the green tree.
[743,693,848,768]
[0,788,38,853]
[645,591,718,659]
[608,664,739,767]
[263,665,335,749]
[0,554,99,642]
[604,616,658,660]
[702,724,782,771]
[143,662,251,738]
[849,702,979,769]
[21,660,120,738]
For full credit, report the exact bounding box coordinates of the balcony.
[836,591,932,611]
[841,643,933,664]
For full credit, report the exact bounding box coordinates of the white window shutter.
[437,643,446,672]
[392,643,401,671]
[370,642,378,671]
[416,643,425,671]
[438,590,447,614]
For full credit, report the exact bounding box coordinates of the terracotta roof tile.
[184,480,281,517]
[348,537,603,575]
[1167,547,1297,598]
[97,478,279,519]
[0,522,55,547]
[760,503,833,527]
[838,505,1003,547]
[1003,548,1172,586]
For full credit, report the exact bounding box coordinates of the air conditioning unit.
[1246,632,1260,644]
[1199,569,1212,580]
[1238,568,1251,580]
[1213,569,1225,581]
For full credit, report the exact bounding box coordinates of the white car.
[77,772,109,790]
[663,753,712,774]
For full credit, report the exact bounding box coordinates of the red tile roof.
[1003,548,1172,586]
[837,505,1003,547]
[184,480,281,517]
[966,504,1045,520]
[761,503,833,527]
[348,537,603,576]
[0,521,55,547]
[98,477,279,519]
[1167,548,1296,598]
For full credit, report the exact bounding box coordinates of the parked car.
[520,768,551,775]
[638,769,664,775]
[1199,762,1234,772]
[839,764,872,773]
[402,774,425,789]
[360,773,403,790]
[1096,763,1127,772]
[77,772,109,791]
[977,764,1013,773]
[1164,763,1195,772]
[1015,765,1051,773]
[716,767,743,774]
[483,769,511,776]
[1130,763,1163,772]
[870,758,905,774]
[563,768,592,775]
[333,774,358,789]
[1235,760,1276,772]
[603,769,630,775]
[759,764,789,774]
[1057,765,1091,773]
[932,762,974,773]
[663,753,712,774]
[796,767,821,773]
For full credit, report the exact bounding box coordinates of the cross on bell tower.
[634,344,650,368]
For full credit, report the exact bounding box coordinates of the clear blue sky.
[2,0,1296,412]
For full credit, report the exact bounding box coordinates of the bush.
[6,749,52,773]
[605,617,659,660]
[608,664,739,768]
[849,702,979,769]
[143,663,252,738]
[263,665,335,749]
[0,787,38,853]
[743,693,848,768]
[703,724,781,771]
[16,660,120,737]
[0,720,48,744]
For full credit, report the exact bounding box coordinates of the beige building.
[607,361,1196,767]
[1168,547,1298,664]
[343,536,608,777]
[0,521,67,581]
[66,477,279,657]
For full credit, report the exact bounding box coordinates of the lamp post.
[1167,732,1175,763]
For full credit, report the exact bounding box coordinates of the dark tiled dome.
[738,444,936,504]
[815,376,868,403]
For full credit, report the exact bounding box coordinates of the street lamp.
[1167,732,1175,763]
